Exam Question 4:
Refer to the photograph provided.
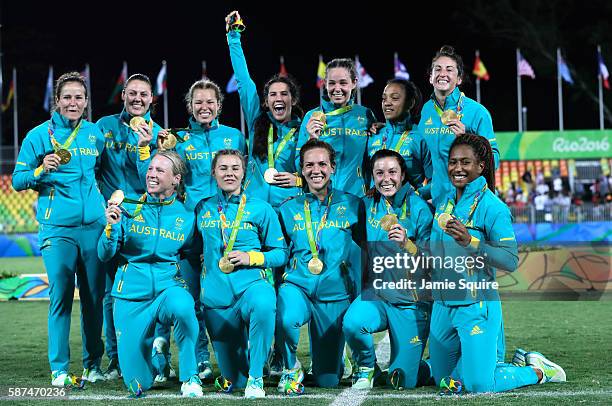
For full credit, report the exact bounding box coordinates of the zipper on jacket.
[116,263,128,293]
[45,188,55,219]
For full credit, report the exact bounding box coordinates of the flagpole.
[202,60,207,80]
[394,52,398,77]
[475,50,481,103]
[240,106,245,135]
[162,60,168,128]
[557,48,564,131]
[0,24,3,151]
[598,45,604,130]
[355,55,362,105]
[516,49,523,132]
[85,64,92,122]
[12,67,18,161]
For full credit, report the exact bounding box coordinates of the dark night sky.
[1,1,610,149]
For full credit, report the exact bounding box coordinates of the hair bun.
[440,45,456,55]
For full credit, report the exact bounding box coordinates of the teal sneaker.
[245,376,265,399]
[512,348,527,367]
[352,366,375,390]
[526,352,566,384]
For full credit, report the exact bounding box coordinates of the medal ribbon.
[303,193,333,260]
[444,183,488,224]
[217,193,247,256]
[127,193,175,219]
[324,105,352,117]
[392,130,410,152]
[432,92,465,118]
[48,120,82,152]
[267,125,297,169]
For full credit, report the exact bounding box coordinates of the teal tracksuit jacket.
[173,117,245,211]
[96,110,161,200]
[12,111,106,374]
[97,193,200,391]
[418,88,498,201]
[227,30,302,208]
[367,117,432,199]
[296,98,375,198]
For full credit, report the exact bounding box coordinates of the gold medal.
[129,116,147,131]
[380,214,399,231]
[109,190,125,205]
[231,16,246,32]
[308,257,324,275]
[404,239,418,255]
[437,212,453,229]
[311,111,327,126]
[56,149,72,165]
[264,168,278,184]
[440,110,458,125]
[160,132,177,150]
[218,256,235,274]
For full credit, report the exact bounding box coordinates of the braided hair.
[449,133,495,193]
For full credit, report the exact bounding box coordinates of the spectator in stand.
[553,176,563,194]
[534,192,547,223]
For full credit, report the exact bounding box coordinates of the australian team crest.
[224,138,232,148]
[357,116,365,123]
[89,134,97,144]
[336,205,346,217]
[175,217,184,230]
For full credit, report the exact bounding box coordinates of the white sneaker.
[526,352,567,384]
[181,375,204,397]
[512,348,527,367]
[51,370,70,387]
[82,367,106,382]
[351,366,375,390]
[152,337,176,383]
[244,376,265,399]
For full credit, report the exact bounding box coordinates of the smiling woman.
[12,71,108,387]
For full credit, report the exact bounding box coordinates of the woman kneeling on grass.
[97,151,203,397]
[428,133,566,393]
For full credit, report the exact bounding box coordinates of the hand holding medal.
[106,190,125,224]
[42,153,62,172]
[441,110,466,136]
[131,117,154,147]
[219,251,250,274]
[225,11,246,33]
[443,217,472,247]
[307,111,326,138]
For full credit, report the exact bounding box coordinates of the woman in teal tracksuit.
[225,10,303,210]
[195,149,287,399]
[418,46,499,202]
[12,72,107,386]
[428,134,566,393]
[97,151,203,397]
[368,79,432,199]
[343,149,433,390]
[95,73,162,379]
[296,58,376,198]
[277,139,364,390]
[152,78,245,381]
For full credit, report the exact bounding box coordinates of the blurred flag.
[226,73,238,93]
[202,61,208,81]
[472,54,490,80]
[356,57,373,88]
[316,56,326,88]
[155,62,167,96]
[598,49,610,90]
[43,66,54,112]
[2,78,14,112]
[279,56,288,77]
[517,51,535,79]
[394,53,410,80]
[108,61,128,104]
[557,52,574,84]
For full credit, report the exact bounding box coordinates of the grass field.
[0,257,611,405]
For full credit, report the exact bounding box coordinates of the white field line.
[329,332,391,406]
[2,389,610,402]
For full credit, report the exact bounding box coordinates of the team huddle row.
[11,10,566,399]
